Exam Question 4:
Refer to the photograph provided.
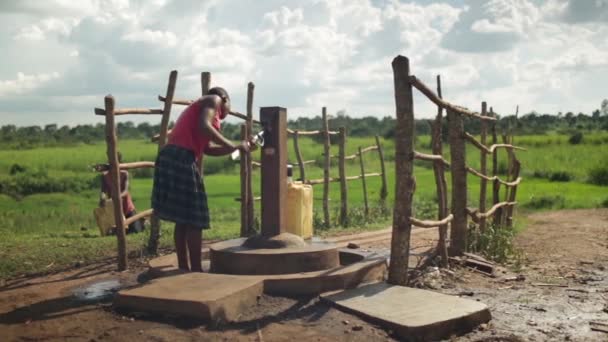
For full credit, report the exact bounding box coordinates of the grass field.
[1,132,607,279]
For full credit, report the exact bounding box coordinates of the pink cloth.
[168,99,222,160]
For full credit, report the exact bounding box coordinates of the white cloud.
[1,0,607,125]
[0,72,60,96]
[122,29,178,47]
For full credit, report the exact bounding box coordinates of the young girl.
[152,87,251,272]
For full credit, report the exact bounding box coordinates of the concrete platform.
[321,282,491,341]
[114,273,263,322]
[210,238,340,275]
[147,255,386,296]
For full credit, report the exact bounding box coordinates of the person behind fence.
[152,87,253,272]
[99,152,144,234]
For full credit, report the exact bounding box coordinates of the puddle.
[72,279,123,302]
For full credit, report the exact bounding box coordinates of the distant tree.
[601,99,608,116]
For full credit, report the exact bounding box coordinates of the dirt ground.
[1,208,607,341]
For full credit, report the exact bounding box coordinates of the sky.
[1,0,607,126]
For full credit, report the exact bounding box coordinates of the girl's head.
[208,87,231,120]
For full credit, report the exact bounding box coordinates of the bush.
[0,169,97,198]
[568,131,583,145]
[9,164,27,175]
[588,164,608,186]
[467,223,522,264]
[548,171,572,182]
[599,197,608,208]
[523,195,566,210]
[531,170,572,182]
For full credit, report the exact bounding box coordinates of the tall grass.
[1,132,607,278]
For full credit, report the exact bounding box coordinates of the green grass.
[1,133,607,279]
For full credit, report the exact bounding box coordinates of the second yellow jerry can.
[286,181,314,239]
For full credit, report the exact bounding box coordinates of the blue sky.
[1,0,607,126]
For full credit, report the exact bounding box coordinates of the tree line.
[2,107,607,149]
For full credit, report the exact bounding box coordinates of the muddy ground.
[0,208,607,341]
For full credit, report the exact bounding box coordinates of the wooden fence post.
[293,131,306,182]
[201,72,211,96]
[198,72,211,176]
[148,70,177,254]
[505,158,521,227]
[322,107,331,228]
[338,127,348,227]
[431,74,449,267]
[246,82,255,234]
[358,147,369,219]
[490,107,501,225]
[388,55,415,286]
[104,95,128,271]
[479,102,488,233]
[448,108,467,256]
[374,135,388,206]
[240,124,249,237]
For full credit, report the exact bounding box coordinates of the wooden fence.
[389,55,525,286]
[238,108,388,230]
[93,70,179,270]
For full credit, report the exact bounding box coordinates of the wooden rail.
[466,202,517,223]
[158,95,261,124]
[95,107,163,115]
[413,151,451,167]
[410,214,453,228]
[464,133,526,153]
[465,166,522,186]
[331,145,378,160]
[124,209,154,226]
[306,173,382,185]
[286,128,338,135]
[93,161,155,171]
[408,76,496,122]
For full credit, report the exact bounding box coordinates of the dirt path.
[1,209,607,341]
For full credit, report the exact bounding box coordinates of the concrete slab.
[321,282,491,341]
[264,257,387,296]
[114,273,263,322]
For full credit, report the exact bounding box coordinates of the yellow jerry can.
[94,199,126,236]
[285,181,313,239]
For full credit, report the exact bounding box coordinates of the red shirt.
[168,99,222,161]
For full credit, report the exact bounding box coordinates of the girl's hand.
[237,141,251,153]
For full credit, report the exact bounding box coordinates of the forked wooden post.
[104,95,128,271]
[479,102,488,233]
[246,82,255,234]
[374,135,388,206]
[448,108,467,256]
[293,131,306,182]
[431,74,449,267]
[388,55,415,286]
[322,107,331,228]
[338,127,348,227]
[240,124,249,237]
[149,70,177,254]
[358,147,369,219]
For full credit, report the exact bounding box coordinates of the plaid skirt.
[151,145,210,229]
